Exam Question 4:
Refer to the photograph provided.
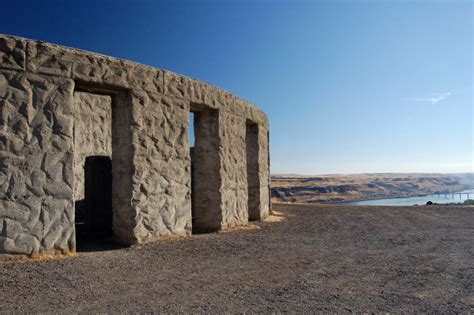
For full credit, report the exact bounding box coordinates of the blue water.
[349,189,474,206]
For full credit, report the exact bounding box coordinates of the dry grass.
[218,224,261,233]
[272,173,474,203]
[263,211,286,222]
[0,252,76,265]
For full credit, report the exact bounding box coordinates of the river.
[348,189,474,206]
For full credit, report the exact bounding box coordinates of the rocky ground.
[1,204,473,313]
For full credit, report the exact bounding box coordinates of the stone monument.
[0,35,270,260]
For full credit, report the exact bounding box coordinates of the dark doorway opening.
[189,112,196,228]
[189,106,221,234]
[246,121,260,221]
[75,156,114,251]
[73,86,133,251]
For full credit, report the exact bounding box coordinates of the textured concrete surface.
[0,34,271,259]
[0,70,75,259]
[73,92,112,201]
[0,204,472,313]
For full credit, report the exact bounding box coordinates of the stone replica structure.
[0,35,271,260]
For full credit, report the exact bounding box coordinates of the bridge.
[436,192,471,200]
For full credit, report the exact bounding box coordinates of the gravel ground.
[1,204,473,313]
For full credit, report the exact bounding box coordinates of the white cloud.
[406,92,452,104]
[413,161,474,173]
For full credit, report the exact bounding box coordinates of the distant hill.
[271,173,474,204]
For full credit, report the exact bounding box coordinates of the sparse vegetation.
[271,173,474,204]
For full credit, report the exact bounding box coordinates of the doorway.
[73,91,115,250]
[246,121,260,221]
[189,105,221,233]
[75,156,112,237]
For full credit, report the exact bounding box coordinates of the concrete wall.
[0,34,270,260]
[0,70,75,259]
[220,111,248,227]
[73,92,112,201]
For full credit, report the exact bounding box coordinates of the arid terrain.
[1,204,473,313]
[272,173,474,203]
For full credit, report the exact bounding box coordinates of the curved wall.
[0,35,270,260]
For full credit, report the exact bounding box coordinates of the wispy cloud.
[406,92,452,104]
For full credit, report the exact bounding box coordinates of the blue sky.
[1,0,472,174]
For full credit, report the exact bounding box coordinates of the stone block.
[26,41,72,76]
[0,36,25,71]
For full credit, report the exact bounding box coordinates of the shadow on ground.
[75,236,126,253]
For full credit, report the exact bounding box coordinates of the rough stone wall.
[220,111,248,227]
[0,34,270,259]
[109,93,135,245]
[258,126,271,219]
[73,92,112,201]
[0,69,75,258]
[129,92,191,242]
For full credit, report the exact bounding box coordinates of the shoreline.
[275,187,474,205]
[271,174,474,205]
[338,188,474,205]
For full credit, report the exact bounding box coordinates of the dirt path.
[1,204,473,313]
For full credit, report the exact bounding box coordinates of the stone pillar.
[243,124,271,221]
[218,112,248,227]
[260,126,271,219]
[128,93,191,243]
[110,93,136,245]
[0,70,75,258]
